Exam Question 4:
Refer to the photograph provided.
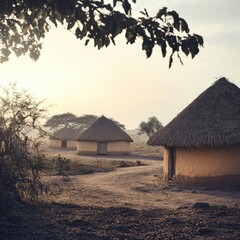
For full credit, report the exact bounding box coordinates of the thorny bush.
[0,83,48,214]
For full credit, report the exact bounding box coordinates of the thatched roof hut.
[49,127,79,149]
[148,77,240,147]
[148,77,240,188]
[76,115,133,155]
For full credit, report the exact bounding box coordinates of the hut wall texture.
[67,140,77,149]
[48,139,61,148]
[48,139,77,149]
[107,141,131,154]
[176,145,240,177]
[77,141,131,155]
[77,141,98,155]
[163,145,240,188]
[163,148,169,180]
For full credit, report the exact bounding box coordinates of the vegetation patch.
[43,154,146,178]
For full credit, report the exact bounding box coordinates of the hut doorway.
[97,142,107,155]
[168,147,176,180]
[61,140,67,148]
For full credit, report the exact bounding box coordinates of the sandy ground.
[1,151,239,239]
[43,152,240,210]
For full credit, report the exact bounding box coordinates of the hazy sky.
[0,0,240,129]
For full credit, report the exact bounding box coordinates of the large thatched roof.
[76,116,133,142]
[51,127,79,140]
[148,77,240,147]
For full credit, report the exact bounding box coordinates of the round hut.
[76,116,133,155]
[148,77,240,188]
[49,127,79,149]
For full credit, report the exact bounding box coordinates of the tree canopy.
[0,0,203,67]
[44,113,125,131]
[138,116,163,137]
[43,112,78,130]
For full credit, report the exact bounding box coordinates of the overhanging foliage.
[0,0,203,67]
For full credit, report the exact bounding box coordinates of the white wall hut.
[148,77,240,189]
[49,127,79,150]
[76,116,133,155]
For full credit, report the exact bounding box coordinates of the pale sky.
[0,0,240,129]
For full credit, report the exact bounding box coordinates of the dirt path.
[45,156,240,210]
[64,159,162,209]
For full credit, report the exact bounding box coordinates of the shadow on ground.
[0,202,239,240]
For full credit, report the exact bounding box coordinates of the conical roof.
[52,127,79,140]
[76,116,133,142]
[148,77,240,147]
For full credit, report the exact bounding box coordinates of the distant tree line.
[44,113,125,132]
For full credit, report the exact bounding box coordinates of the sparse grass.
[42,153,146,177]
[41,152,148,201]
[128,131,163,158]
[130,140,163,158]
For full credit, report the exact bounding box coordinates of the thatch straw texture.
[76,116,133,142]
[51,127,79,140]
[148,77,240,147]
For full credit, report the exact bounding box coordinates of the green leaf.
[168,10,180,31]
[125,28,136,44]
[146,46,153,58]
[179,18,189,33]
[188,36,199,58]
[144,8,149,18]
[85,39,90,46]
[75,7,86,22]
[122,1,131,15]
[194,34,204,46]
[142,38,154,58]
[49,16,57,27]
[94,38,98,47]
[169,10,179,21]
[168,11,180,31]
[54,8,64,24]
[161,41,167,57]
[97,39,103,49]
[105,4,113,11]
[167,36,179,52]
[112,19,123,37]
[110,36,116,45]
[2,48,11,57]
[112,20,118,37]
[105,37,110,47]
[75,27,81,38]
[156,7,167,19]
[181,39,189,56]
[81,24,87,38]
[67,20,75,30]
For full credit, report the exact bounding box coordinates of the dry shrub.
[0,84,48,214]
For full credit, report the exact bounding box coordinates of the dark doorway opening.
[61,140,67,148]
[168,147,176,180]
[97,142,107,155]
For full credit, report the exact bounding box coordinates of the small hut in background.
[76,115,133,155]
[148,77,240,188]
[49,127,79,150]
